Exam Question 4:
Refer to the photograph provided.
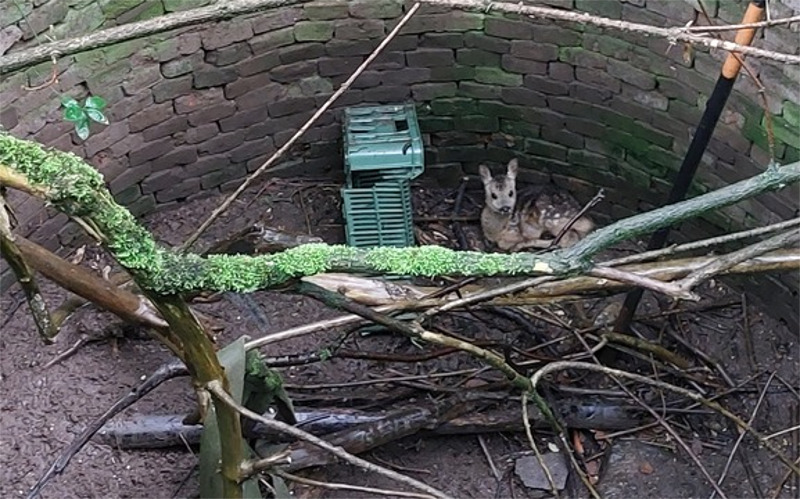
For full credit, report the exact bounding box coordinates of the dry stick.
[205,381,454,499]
[180,2,422,251]
[424,0,800,63]
[677,229,800,291]
[587,266,699,301]
[530,361,800,478]
[686,14,800,31]
[0,0,311,74]
[548,189,605,249]
[520,396,562,499]
[275,470,436,499]
[604,217,800,267]
[711,372,776,499]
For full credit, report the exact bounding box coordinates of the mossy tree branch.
[2,133,799,296]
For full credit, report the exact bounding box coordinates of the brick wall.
[1,0,798,323]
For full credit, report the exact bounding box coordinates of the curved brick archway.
[1,0,798,321]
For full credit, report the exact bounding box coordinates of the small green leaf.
[84,95,106,110]
[60,96,79,108]
[63,105,85,122]
[75,119,90,140]
[85,108,109,125]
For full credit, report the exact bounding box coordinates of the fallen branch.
[206,380,455,499]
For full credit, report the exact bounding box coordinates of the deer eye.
[508,190,514,197]
[491,193,498,200]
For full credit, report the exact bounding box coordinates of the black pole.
[609,0,767,346]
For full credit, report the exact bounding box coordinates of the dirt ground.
[1,175,798,499]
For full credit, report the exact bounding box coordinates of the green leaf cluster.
[61,95,109,140]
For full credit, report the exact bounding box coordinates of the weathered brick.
[418,116,454,132]
[548,62,574,82]
[245,112,310,140]
[268,97,315,118]
[109,134,145,159]
[152,76,193,103]
[380,67,430,85]
[154,33,202,62]
[175,88,227,114]
[197,130,246,154]
[218,107,269,132]
[278,42,326,64]
[229,139,276,163]
[575,67,621,93]
[456,48,500,67]
[161,53,203,78]
[558,47,606,68]
[524,138,567,160]
[564,116,607,138]
[252,7,305,33]
[646,0,696,23]
[349,0,402,18]
[485,17,533,40]
[294,21,334,42]
[193,66,237,88]
[519,107,565,127]
[569,82,613,104]
[477,101,523,120]
[270,60,318,83]
[325,39,380,57]
[237,84,289,108]
[151,146,198,171]
[109,163,151,196]
[622,86,668,111]
[142,115,189,140]
[458,81,501,99]
[431,97,476,116]
[129,138,172,166]
[84,121,129,156]
[234,55,277,80]
[501,55,547,75]
[179,123,219,145]
[429,64,475,82]
[669,100,702,125]
[361,85,410,103]
[576,0,621,17]
[202,20,254,50]
[523,75,569,95]
[0,106,19,130]
[206,42,252,66]
[411,82,457,101]
[500,87,547,107]
[420,32,464,49]
[250,27,295,53]
[656,76,698,104]
[185,155,226,177]
[403,12,484,34]
[129,102,173,133]
[316,56,360,76]
[224,71,277,99]
[607,59,655,90]
[459,33,507,56]
[117,1,164,24]
[188,102,236,126]
[475,67,523,86]
[406,48,455,67]
[510,41,558,62]
[122,64,161,95]
[201,164,247,190]
[113,184,140,206]
[533,25,581,46]
[157,178,201,202]
[334,19,384,39]
[304,1,349,20]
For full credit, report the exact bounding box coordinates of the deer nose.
[499,206,511,214]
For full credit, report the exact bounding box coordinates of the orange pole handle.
[721,2,766,79]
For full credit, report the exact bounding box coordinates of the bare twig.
[181,2,423,251]
[604,217,800,267]
[275,469,437,499]
[549,189,605,249]
[686,14,800,32]
[677,229,800,291]
[206,380,454,499]
[588,266,699,301]
[531,362,800,478]
[520,395,561,498]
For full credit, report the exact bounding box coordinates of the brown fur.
[479,158,594,251]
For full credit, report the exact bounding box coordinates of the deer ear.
[479,164,492,184]
[507,158,518,179]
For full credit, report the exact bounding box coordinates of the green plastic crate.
[341,103,424,249]
[343,103,424,182]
